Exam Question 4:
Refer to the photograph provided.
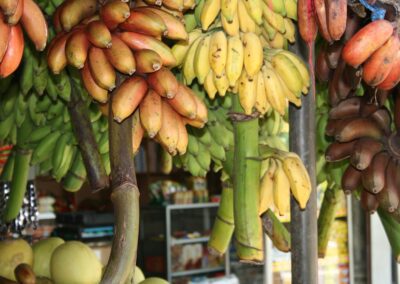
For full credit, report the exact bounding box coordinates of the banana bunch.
[174,86,234,177]
[0,0,48,78]
[173,27,310,115]
[258,145,312,216]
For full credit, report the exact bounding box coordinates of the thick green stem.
[261,209,291,252]
[101,77,139,284]
[378,208,400,262]
[317,185,342,258]
[0,149,15,182]
[232,96,263,264]
[2,148,32,222]
[68,81,109,192]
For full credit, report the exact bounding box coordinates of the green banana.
[0,84,19,120]
[20,46,34,95]
[31,130,62,165]
[33,55,48,96]
[52,133,70,174]
[0,113,15,141]
[196,142,211,170]
[53,144,75,182]
[187,134,200,156]
[0,150,15,182]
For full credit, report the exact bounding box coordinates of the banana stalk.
[261,209,291,252]
[68,80,109,192]
[378,208,400,262]
[0,149,15,182]
[2,148,32,222]
[232,95,264,263]
[101,76,140,284]
[317,185,342,258]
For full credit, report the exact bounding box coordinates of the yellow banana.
[261,2,285,34]
[255,71,270,115]
[283,0,297,20]
[238,69,257,115]
[266,0,286,16]
[194,35,211,84]
[204,70,218,99]
[242,0,263,25]
[262,64,286,116]
[225,35,244,87]
[221,11,239,36]
[268,32,287,49]
[242,32,263,77]
[262,20,277,40]
[209,31,228,77]
[213,71,230,97]
[260,35,271,48]
[259,158,276,215]
[221,0,238,22]
[172,29,202,67]
[237,0,257,33]
[282,152,312,209]
[278,50,310,91]
[271,53,303,94]
[200,0,221,30]
[276,72,301,107]
[183,35,204,85]
[283,18,295,43]
[273,159,291,216]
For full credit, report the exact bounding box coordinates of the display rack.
[164,202,230,283]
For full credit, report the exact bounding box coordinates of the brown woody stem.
[68,81,109,192]
[101,75,139,284]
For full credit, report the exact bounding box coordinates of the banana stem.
[0,149,15,182]
[231,95,264,264]
[377,208,400,262]
[261,209,291,252]
[101,76,139,284]
[68,81,109,192]
[317,185,342,258]
[2,148,32,222]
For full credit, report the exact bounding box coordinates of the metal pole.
[289,37,318,283]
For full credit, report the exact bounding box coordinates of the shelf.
[171,266,225,277]
[171,236,210,245]
[167,202,219,210]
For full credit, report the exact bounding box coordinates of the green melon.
[0,239,33,281]
[50,241,102,284]
[139,277,169,284]
[32,237,65,278]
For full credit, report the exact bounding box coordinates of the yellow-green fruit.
[140,277,169,284]
[32,237,65,278]
[50,241,102,284]
[0,239,33,281]
[125,266,146,284]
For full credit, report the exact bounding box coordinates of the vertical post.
[289,38,318,283]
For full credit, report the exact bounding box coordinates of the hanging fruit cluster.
[171,0,310,116]
[47,0,208,156]
[0,0,48,77]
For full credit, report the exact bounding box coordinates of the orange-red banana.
[0,23,23,78]
[192,93,208,124]
[6,0,22,25]
[112,76,148,122]
[81,62,109,103]
[88,46,116,91]
[118,31,176,67]
[176,114,188,155]
[66,28,90,69]
[326,0,347,41]
[120,8,167,38]
[342,20,394,67]
[157,100,179,155]
[147,67,179,98]
[105,34,136,75]
[139,89,162,138]
[362,35,400,86]
[20,0,48,51]
[132,110,145,154]
[53,4,63,33]
[134,49,162,74]
[0,13,10,62]
[378,51,400,90]
[100,0,130,30]
[47,33,69,74]
[86,20,112,49]
[137,7,188,40]
[298,0,317,43]
[59,0,97,32]
[314,0,332,43]
[0,0,19,16]
[167,83,197,119]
